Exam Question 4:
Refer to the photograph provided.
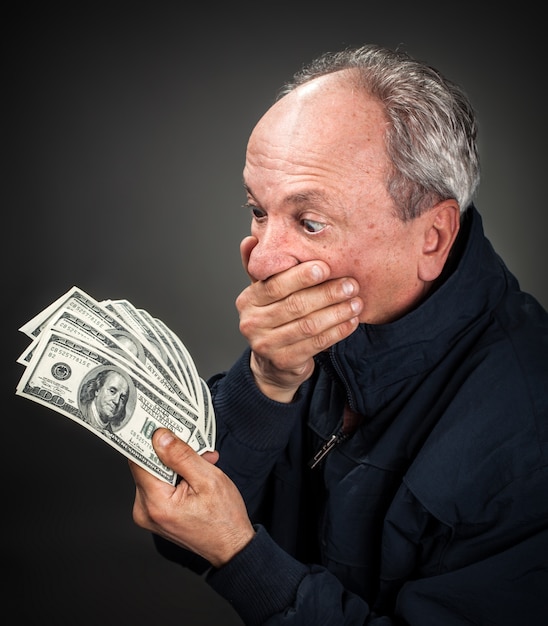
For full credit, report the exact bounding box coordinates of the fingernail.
[156,430,175,447]
[311,264,324,281]
[342,281,355,296]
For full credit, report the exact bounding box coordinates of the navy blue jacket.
[157,207,548,625]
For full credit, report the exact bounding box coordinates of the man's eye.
[302,219,326,233]
[248,205,266,220]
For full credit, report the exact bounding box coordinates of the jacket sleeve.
[208,348,312,516]
[207,524,372,625]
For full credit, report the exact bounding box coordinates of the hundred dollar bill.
[19,286,200,413]
[16,329,201,484]
[104,299,198,405]
[139,309,200,404]
[19,286,84,339]
[18,308,201,423]
[150,314,203,414]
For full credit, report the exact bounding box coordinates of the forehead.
[249,72,386,148]
[244,74,390,206]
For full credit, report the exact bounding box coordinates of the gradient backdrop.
[5,3,546,624]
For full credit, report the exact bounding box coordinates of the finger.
[201,450,220,465]
[128,436,218,493]
[239,277,361,339]
[251,300,362,368]
[257,260,332,306]
[152,428,216,490]
[286,291,362,340]
[236,259,335,315]
[240,236,258,281]
[128,458,176,531]
[282,311,362,358]
[273,278,361,328]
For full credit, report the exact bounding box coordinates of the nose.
[246,226,300,281]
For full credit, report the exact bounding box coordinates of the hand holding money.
[16,287,216,485]
[130,427,255,568]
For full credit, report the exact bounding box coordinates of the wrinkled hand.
[130,428,255,568]
[237,236,363,402]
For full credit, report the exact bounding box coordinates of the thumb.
[152,428,212,487]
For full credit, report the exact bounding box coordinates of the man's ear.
[418,199,460,282]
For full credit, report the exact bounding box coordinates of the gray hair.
[277,45,480,220]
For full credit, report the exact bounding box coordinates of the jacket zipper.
[308,348,357,469]
[308,428,350,469]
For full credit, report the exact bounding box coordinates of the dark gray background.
[4,3,546,624]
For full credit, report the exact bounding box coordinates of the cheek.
[322,244,369,288]
[336,238,408,291]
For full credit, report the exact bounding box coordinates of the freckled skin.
[242,71,449,324]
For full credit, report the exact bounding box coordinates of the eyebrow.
[243,182,331,208]
[285,190,331,207]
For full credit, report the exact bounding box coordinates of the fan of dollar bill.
[15,286,216,485]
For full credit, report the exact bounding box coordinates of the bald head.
[247,71,389,185]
